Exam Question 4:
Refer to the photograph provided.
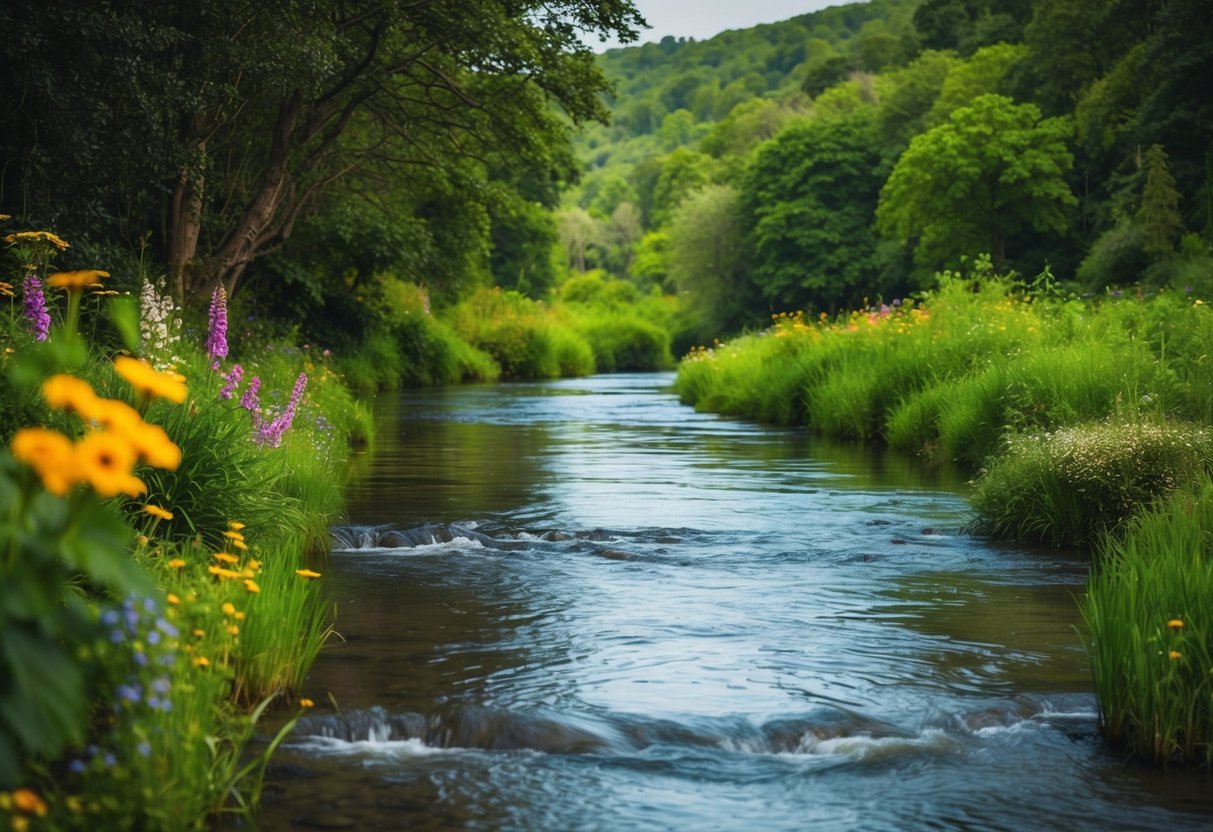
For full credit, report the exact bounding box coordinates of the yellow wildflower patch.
[114,355,188,404]
[212,552,239,565]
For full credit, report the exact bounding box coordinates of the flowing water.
[258,373,1213,830]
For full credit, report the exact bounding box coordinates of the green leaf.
[0,625,87,759]
[107,295,142,353]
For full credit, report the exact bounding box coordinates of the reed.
[1084,478,1213,766]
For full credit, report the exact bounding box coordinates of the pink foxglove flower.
[23,275,51,341]
[205,285,228,369]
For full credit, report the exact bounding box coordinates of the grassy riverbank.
[1,234,370,827]
[675,258,1213,766]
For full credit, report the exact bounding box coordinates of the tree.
[650,149,714,227]
[741,115,885,313]
[667,185,754,338]
[0,0,645,305]
[877,94,1077,271]
[1137,145,1184,257]
[556,208,603,273]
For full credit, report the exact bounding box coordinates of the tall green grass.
[1084,478,1213,766]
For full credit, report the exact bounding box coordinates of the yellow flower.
[221,602,236,615]
[207,565,240,580]
[144,503,174,521]
[0,282,13,297]
[113,355,187,404]
[74,431,145,498]
[47,269,110,291]
[42,374,101,419]
[228,521,246,531]
[192,628,205,638]
[11,788,48,817]
[166,593,181,605]
[296,569,322,579]
[230,539,248,551]
[194,656,210,668]
[168,558,187,569]
[223,530,245,542]
[300,698,315,709]
[247,559,262,572]
[11,426,78,495]
[226,625,240,636]
[1169,650,1183,660]
[244,579,261,594]
[135,534,149,546]
[212,552,238,565]
[5,230,69,249]
[1167,619,1185,630]
[233,611,246,621]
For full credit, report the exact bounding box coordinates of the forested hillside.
[559,0,1213,344]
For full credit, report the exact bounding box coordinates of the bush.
[970,420,1213,546]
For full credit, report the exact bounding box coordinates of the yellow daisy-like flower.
[230,539,248,551]
[124,419,182,471]
[47,269,110,291]
[144,503,174,521]
[192,628,205,638]
[223,530,245,542]
[11,787,48,817]
[0,281,13,298]
[113,355,188,404]
[299,698,315,709]
[228,521,246,531]
[42,374,101,420]
[166,593,181,605]
[226,625,240,636]
[244,579,261,594]
[207,565,240,580]
[296,569,322,579]
[11,427,78,496]
[194,656,210,668]
[6,230,69,250]
[247,559,262,572]
[1167,619,1185,630]
[233,611,246,621]
[74,431,145,498]
[212,552,238,565]
[1169,650,1183,660]
[221,602,236,616]
[168,558,187,569]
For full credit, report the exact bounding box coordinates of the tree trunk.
[992,230,1007,269]
[166,142,205,303]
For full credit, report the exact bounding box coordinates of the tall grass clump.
[971,420,1213,546]
[448,287,595,379]
[1084,477,1213,767]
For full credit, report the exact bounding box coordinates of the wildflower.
[192,628,205,638]
[226,624,240,636]
[221,602,236,616]
[166,593,180,605]
[21,274,51,341]
[239,376,261,412]
[135,534,149,546]
[206,285,228,368]
[42,374,101,418]
[167,558,186,569]
[0,281,12,297]
[207,565,240,580]
[243,578,261,594]
[1167,619,1185,630]
[300,698,315,709]
[139,278,182,369]
[6,230,69,250]
[74,431,145,498]
[1169,650,1183,660]
[47,269,109,291]
[223,530,245,542]
[114,355,188,404]
[230,539,248,551]
[10,788,48,817]
[228,520,246,531]
[212,552,238,564]
[11,427,77,495]
[194,656,210,668]
[144,504,174,521]
[255,372,308,447]
[296,569,322,579]
[220,363,244,400]
[233,610,245,621]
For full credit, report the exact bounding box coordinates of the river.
[256,373,1213,830]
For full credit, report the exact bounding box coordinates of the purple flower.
[254,372,308,448]
[240,375,261,412]
[22,274,51,341]
[206,285,228,368]
[220,363,244,400]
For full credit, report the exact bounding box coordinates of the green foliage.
[971,420,1213,546]
[877,94,1077,273]
[1138,145,1185,257]
[1084,477,1213,767]
[742,115,886,312]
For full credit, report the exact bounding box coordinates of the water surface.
[259,374,1213,830]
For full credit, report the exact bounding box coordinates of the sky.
[589,1,849,52]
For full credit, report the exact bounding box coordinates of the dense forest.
[2,0,1211,353]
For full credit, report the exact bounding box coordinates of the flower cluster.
[219,363,244,400]
[206,285,228,368]
[138,278,183,370]
[10,369,183,498]
[21,274,50,341]
[254,372,308,448]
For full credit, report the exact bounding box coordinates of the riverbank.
[1,254,370,827]
[674,261,1213,766]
